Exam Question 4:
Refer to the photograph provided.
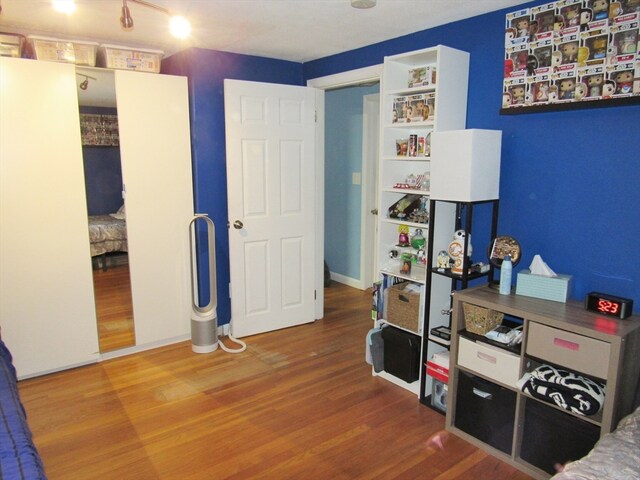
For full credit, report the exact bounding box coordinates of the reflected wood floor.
[93,263,136,352]
[18,283,533,480]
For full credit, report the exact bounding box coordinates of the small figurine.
[609,1,623,17]
[398,224,410,246]
[587,74,604,97]
[502,91,513,108]
[436,250,450,270]
[560,42,579,64]
[588,36,608,60]
[614,70,634,94]
[509,85,526,104]
[581,7,594,25]
[562,4,580,26]
[535,82,549,102]
[548,85,559,103]
[559,78,576,100]
[515,17,530,38]
[602,79,616,98]
[575,82,588,100]
[591,0,610,19]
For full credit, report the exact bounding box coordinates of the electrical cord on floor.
[218,334,247,353]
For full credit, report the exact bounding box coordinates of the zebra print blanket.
[518,364,605,416]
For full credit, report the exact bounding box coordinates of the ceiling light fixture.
[76,73,96,91]
[52,0,77,14]
[119,0,192,38]
[351,0,377,9]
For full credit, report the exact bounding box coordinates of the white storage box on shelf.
[430,129,502,202]
[28,35,98,66]
[0,33,24,58]
[98,44,163,73]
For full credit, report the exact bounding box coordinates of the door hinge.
[314,289,317,300]
[315,110,317,123]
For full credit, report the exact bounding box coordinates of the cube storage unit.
[446,286,640,480]
[381,326,421,383]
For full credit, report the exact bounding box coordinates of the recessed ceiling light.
[351,0,377,8]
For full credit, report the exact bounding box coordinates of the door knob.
[233,220,244,229]
[371,208,378,215]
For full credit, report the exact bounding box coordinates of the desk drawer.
[458,337,520,387]
[526,322,610,379]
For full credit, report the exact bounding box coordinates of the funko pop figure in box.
[515,16,530,38]
[587,74,604,97]
[614,70,634,94]
[561,41,579,64]
[591,0,610,20]
[509,84,526,104]
[561,4,581,27]
[622,0,640,13]
[603,79,616,98]
[559,77,576,99]
[575,82,588,100]
[586,36,608,60]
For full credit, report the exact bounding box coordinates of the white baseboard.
[329,271,366,290]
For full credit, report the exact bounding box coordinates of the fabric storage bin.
[454,370,516,454]
[381,326,420,383]
[458,336,520,386]
[526,322,610,379]
[520,398,600,475]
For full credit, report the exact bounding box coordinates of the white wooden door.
[115,71,194,346]
[0,58,99,378]
[224,80,316,338]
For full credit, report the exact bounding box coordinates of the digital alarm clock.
[585,292,634,319]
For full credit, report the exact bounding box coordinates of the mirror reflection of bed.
[78,68,136,353]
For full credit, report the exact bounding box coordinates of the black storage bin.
[381,326,420,383]
[454,371,516,454]
[520,398,601,475]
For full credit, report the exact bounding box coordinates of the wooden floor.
[18,283,534,480]
[93,263,136,352]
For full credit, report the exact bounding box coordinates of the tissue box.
[516,269,573,303]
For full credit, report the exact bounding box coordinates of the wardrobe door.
[0,58,99,378]
[114,71,193,345]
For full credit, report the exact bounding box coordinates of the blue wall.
[163,0,639,316]
[325,84,379,281]
[80,107,123,216]
[306,0,640,308]
[162,49,304,325]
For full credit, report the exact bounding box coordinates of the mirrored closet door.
[77,67,136,353]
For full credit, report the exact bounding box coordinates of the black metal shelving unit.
[419,198,500,408]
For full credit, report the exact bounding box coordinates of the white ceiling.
[0,0,527,63]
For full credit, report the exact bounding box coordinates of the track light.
[76,73,96,91]
[119,0,191,38]
[120,0,134,30]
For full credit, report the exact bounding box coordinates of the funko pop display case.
[502,0,640,114]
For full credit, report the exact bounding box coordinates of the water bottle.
[499,255,512,295]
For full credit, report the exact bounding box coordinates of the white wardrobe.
[0,57,194,378]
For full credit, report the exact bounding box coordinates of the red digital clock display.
[585,292,633,319]
[596,298,620,314]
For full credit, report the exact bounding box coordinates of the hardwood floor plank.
[18,283,533,479]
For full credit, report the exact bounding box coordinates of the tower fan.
[189,214,245,353]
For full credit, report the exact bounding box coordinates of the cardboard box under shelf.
[516,269,573,303]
